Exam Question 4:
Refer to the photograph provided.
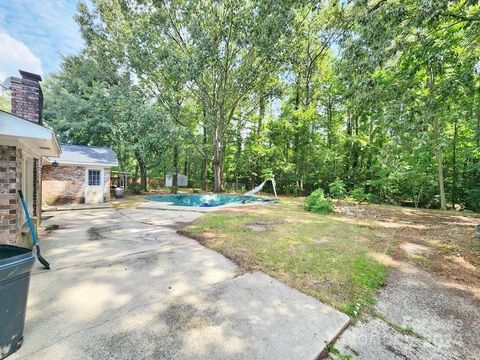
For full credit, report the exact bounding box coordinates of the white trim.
[44,159,116,167]
[0,137,41,160]
[0,111,61,156]
[19,139,40,159]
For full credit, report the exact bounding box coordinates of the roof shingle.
[49,144,117,166]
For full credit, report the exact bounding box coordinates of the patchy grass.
[325,343,353,360]
[334,201,480,297]
[370,309,426,340]
[182,197,388,316]
[111,194,147,209]
[181,196,480,316]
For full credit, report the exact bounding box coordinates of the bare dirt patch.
[245,220,283,232]
[335,202,480,297]
[400,242,432,256]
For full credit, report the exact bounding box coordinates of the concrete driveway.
[11,207,349,360]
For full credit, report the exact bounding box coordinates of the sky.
[0,0,84,81]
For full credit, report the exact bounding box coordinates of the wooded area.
[41,0,480,211]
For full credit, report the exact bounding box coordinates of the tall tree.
[76,0,294,192]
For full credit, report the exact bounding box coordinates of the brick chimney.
[10,70,43,125]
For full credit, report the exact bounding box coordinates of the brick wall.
[32,160,37,216]
[33,159,40,217]
[0,146,22,244]
[42,165,112,205]
[1,71,45,246]
[42,165,86,205]
[10,73,43,125]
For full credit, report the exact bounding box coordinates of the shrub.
[349,187,371,203]
[329,179,347,199]
[464,188,480,212]
[128,183,143,194]
[286,184,303,196]
[304,189,334,214]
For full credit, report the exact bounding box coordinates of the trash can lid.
[0,244,32,260]
[0,245,35,282]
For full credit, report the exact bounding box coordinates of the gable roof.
[46,144,118,167]
[0,110,61,157]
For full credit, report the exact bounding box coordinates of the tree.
[44,54,175,191]
[43,0,480,211]
[76,0,295,192]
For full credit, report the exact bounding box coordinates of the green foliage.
[0,90,10,112]
[329,179,347,199]
[349,188,371,203]
[128,183,143,195]
[42,0,479,212]
[304,189,334,214]
[325,343,353,360]
[286,184,303,197]
[465,189,480,213]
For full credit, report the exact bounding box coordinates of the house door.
[85,169,104,204]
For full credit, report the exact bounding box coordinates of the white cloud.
[0,1,84,75]
[0,32,42,81]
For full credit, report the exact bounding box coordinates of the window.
[88,169,101,186]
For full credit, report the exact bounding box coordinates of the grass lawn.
[181,197,389,317]
[181,196,480,318]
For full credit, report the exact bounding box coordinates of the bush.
[128,183,143,194]
[329,179,347,199]
[286,184,303,196]
[349,187,371,203]
[464,188,480,212]
[304,189,334,214]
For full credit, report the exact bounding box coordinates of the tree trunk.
[134,164,139,183]
[235,123,242,192]
[475,83,480,147]
[293,80,301,191]
[134,150,147,192]
[427,65,446,210]
[253,92,266,188]
[477,113,480,148]
[326,97,333,148]
[116,147,126,173]
[258,94,265,135]
[163,157,166,187]
[184,157,188,177]
[140,164,147,192]
[437,149,446,210]
[172,144,179,194]
[451,117,458,208]
[213,124,223,192]
[201,121,208,191]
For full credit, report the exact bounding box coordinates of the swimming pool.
[148,194,272,207]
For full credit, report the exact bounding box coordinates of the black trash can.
[0,245,34,359]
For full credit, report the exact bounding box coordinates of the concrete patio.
[11,207,349,359]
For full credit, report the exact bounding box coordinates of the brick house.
[0,70,61,246]
[42,144,117,205]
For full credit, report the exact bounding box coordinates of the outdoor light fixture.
[52,161,59,167]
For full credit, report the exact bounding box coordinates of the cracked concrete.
[331,267,480,360]
[11,207,349,360]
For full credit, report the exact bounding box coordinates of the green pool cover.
[148,194,272,207]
